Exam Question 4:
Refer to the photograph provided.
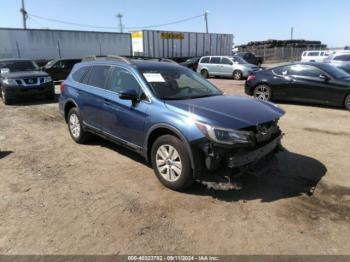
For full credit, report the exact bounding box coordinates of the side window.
[272,66,290,76]
[200,57,209,63]
[72,66,89,83]
[308,52,319,56]
[87,65,110,88]
[289,65,322,78]
[221,57,232,65]
[108,67,141,94]
[210,57,221,64]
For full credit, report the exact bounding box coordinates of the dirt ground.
[0,79,349,255]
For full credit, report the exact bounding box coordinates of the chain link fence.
[238,46,327,63]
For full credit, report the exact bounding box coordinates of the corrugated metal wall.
[142,30,233,58]
[0,28,132,59]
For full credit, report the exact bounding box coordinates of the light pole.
[117,13,123,33]
[204,10,209,34]
[20,0,28,29]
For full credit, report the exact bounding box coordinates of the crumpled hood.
[164,95,285,130]
[1,71,49,79]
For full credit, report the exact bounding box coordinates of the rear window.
[72,66,90,83]
[200,57,209,63]
[87,65,110,88]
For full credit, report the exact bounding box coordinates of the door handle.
[104,98,111,106]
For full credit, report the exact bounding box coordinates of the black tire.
[200,69,209,78]
[151,135,194,191]
[67,107,89,144]
[253,84,272,101]
[345,94,350,111]
[233,70,243,80]
[1,89,12,105]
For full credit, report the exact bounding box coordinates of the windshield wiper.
[188,94,219,99]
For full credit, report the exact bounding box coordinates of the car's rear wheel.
[345,94,350,111]
[253,84,272,101]
[67,107,89,143]
[200,69,209,78]
[233,70,243,80]
[151,135,194,191]
[1,89,12,105]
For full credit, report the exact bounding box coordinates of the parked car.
[323,51,350,74]
[234,52,263,66]
[43,58,81,81]
[197,56,260,80]
[59,56,285,191]
[301,50,330,62]
[179,57,201,71]
[245,62,350,110]
[0,59,55,105]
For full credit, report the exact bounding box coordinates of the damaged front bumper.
[194,128,283,190]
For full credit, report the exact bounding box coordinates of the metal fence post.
[16,41,21,58]
[57,40,61,58]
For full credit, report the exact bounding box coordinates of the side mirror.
[119,88,139,101]
[319,74,330,81]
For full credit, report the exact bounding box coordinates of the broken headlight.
[196,122,251,145]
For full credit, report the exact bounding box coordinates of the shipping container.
[131,30,233,60]
[0,28,132,59]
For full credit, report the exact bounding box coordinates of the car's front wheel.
[345,94,350,111]
[151,135,194,191]
[253,84,272,101]
[67,107,89,143]
[1,89,12,105]
[233,70,243,80]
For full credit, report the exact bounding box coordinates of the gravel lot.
[0,79,349,255]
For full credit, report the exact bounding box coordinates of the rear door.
[78,65,111,130]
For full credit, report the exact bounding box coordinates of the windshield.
[232,56,247,64]
[0,60,39,73]
[140,67,222,100]
[44,60,57,68]
[323,64,350,79]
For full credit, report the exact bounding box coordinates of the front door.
[103,66,149,147]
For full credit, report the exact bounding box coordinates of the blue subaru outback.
[59,56,285,191]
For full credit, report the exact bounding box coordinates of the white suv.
[301,50,330,62]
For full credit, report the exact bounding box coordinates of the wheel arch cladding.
[145,125,196,176]
[64,100,78,122]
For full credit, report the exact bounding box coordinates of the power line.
[27,13,205,31]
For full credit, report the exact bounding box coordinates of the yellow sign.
[160,32,184,40]
[131,31,143,38]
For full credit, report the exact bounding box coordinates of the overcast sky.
[1,0,349,47]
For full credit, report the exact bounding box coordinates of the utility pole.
[290,26,294,40]
[117,13,123,33]
[204,10,209,34]
[20,0,28,29]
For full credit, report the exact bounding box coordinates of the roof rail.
[82,55,131,64]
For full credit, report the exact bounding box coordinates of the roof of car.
[79,59,183,71]
[0,58,34,62]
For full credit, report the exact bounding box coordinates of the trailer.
[0,28,132,60]
[131,30,233,61]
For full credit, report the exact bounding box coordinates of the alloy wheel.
[156,144,182,182]
[69,113,81,138]
[254,85,271,101]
